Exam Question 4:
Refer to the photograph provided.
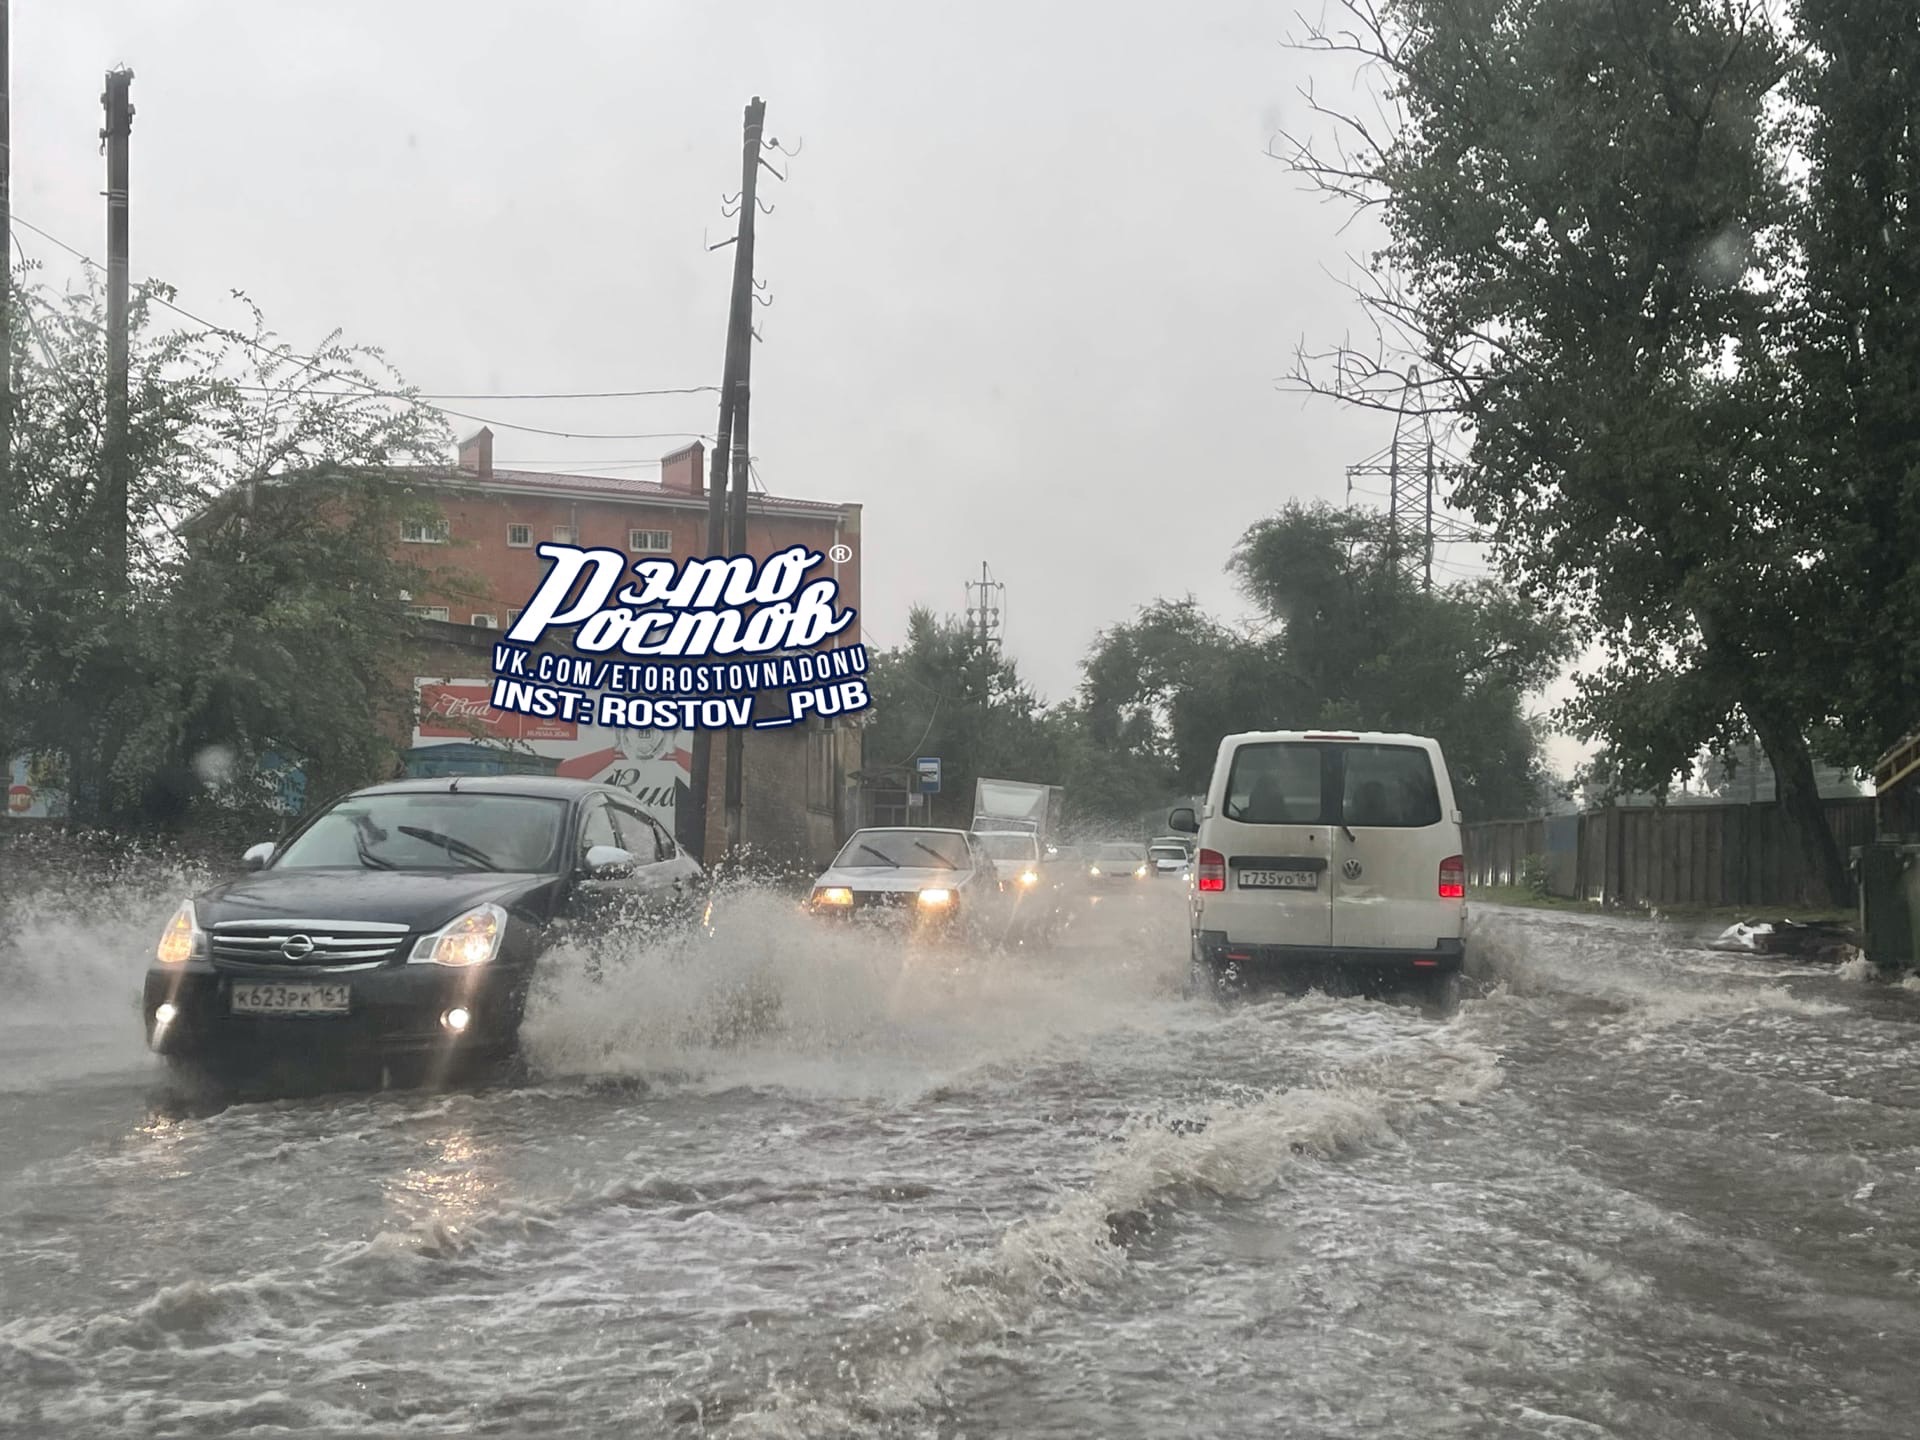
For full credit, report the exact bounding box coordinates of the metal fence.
[1465,799,1875,910]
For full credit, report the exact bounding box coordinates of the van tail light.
[1439,855,1465,899]
[1196,849,1226,892]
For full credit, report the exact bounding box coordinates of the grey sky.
[19,2,1579,766]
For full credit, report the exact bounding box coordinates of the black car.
[143,777,703,1078]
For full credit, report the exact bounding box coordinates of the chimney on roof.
[457,427,494,479]
[660,441,705,495]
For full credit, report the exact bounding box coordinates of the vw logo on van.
[1341,859,1363,880]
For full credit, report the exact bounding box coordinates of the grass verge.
[1471,886,1854,928]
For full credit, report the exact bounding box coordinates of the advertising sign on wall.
[409,679,693,828]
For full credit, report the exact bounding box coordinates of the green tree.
[1083,503,1568,819]
[862,608,1062,828]
[0,266,461,828]
[1279,0,1874,901]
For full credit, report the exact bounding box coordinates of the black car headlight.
[408,903,508,967]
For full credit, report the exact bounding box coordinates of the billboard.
[409,679,693,828]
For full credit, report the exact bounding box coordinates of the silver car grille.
[210,918,411,970]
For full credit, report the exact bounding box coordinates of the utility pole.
[722,97,768,863]
[1,0,11,513]
[101,67,134,598]
[686,96,768,866]
[964,562,1005,649]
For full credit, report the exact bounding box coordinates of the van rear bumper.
[1195,931,1463,977]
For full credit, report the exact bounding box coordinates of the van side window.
[1341,745,1442,827]
[1224,743,1325,824]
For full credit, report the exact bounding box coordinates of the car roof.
[348,776,615,801]
[1221,729,1442,748]
[848,826,971,837]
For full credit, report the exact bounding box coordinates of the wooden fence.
[1465,799,1875,910]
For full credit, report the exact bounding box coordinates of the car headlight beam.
[408,902,508,967]
[917,888,954,908]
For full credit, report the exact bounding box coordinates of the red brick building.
[396,428,861,641]
[398,430,866,867]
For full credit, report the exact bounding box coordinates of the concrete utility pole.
[1,0,11,511]
[101,67,134,597]
[687,96,767,865]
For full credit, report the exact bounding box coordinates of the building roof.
[411,465,856,519]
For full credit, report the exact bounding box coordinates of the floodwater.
[2,866,1918,1439]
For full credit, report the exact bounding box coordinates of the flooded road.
[2,873,1917,1439]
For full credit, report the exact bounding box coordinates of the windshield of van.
[1223,742,1442,827]
[973,833,1038,862]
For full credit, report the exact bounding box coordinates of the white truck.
[970,778,1070,937]
[971,778,1066,847]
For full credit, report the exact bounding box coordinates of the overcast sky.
[18,2,1583,769]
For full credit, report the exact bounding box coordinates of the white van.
[1167,730,1465,992]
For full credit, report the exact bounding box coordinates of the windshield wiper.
[912,841,958,869]
[354,832,395,870]
[855,843,901,868]
[398,825,500,871]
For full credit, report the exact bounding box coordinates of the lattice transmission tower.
[1343,374,1482,591]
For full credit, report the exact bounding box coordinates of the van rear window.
[1223,743,1325,824]
[1222,741,1442,828]
[1341,745,1442,828]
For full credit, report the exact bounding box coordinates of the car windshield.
[831,830,971,870]
[974,833,1038,861]
[1149,846,1186,861]
[274,793,567,872]
[1096,844,1145,861]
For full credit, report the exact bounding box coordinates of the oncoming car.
[1086,842,1149,888]
[806,827,1007,938]
[142,778,702,1079]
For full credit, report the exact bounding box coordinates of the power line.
[10,214,718,439]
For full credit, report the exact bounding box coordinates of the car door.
[567,795,644,934]
[1203,737,1335,947]
[607,797,696,917]
[1328,741,1458,952]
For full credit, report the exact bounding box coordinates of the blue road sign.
[914,756,941,795]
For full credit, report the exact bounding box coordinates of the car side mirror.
[1167,807,1199,834]
[584,844,636,878]
[242,842,275,871]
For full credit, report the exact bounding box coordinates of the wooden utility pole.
[101,67,134,596]
[1,0,11,510]
[722,97,766,863]
[686,96,766,865]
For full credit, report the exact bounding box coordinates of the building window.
[471,613,498,629]
[629,528,672,553]
[507,608,523,627]
[401,519,449,544]
[407,605,451,622]
[552,524,577,545]
[507,524,532,548]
